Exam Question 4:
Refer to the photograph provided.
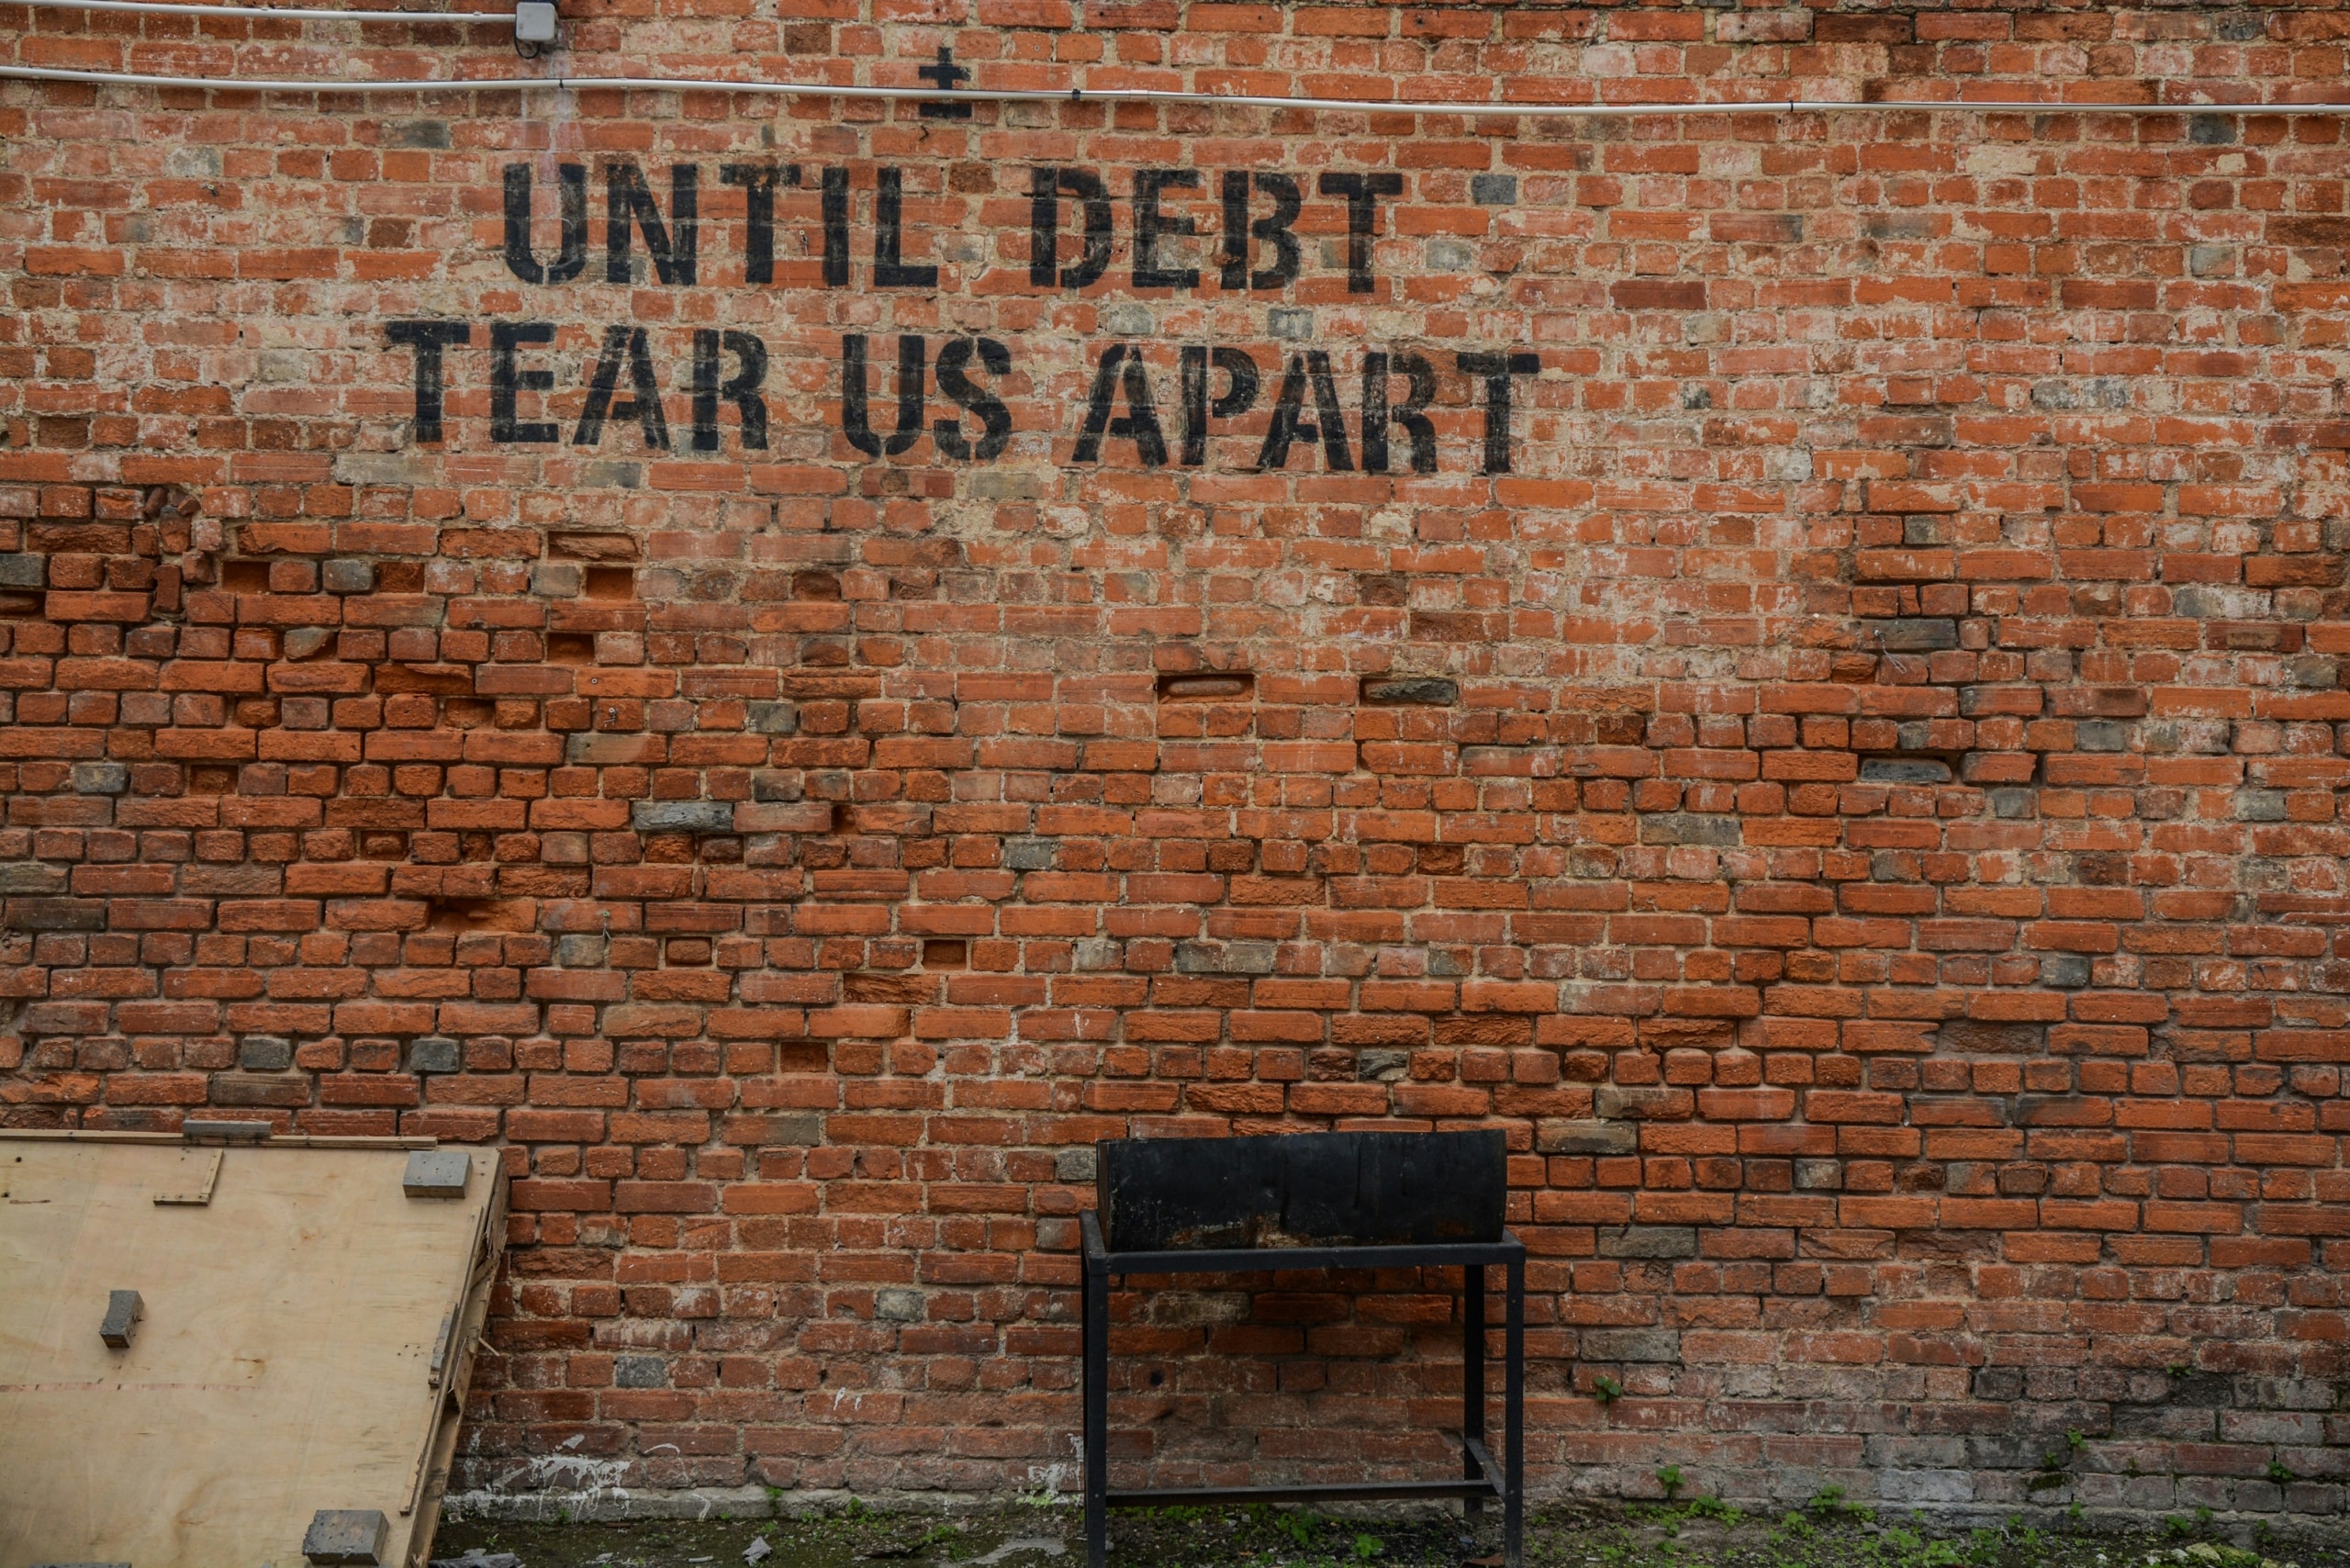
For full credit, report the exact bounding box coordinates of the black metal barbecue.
[1080,1129,1524,1568]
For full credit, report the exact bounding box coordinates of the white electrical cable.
[28,0,513,20]
[1,61,2345,116]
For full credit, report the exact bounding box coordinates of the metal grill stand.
[1080,1211,1525,1568]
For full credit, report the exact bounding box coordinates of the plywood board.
[0,1134,506,1568]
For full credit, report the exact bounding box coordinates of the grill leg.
[1085,1260,1108,1568]
[1462,1263,1484,1528]
[1505,1251,1524,1568]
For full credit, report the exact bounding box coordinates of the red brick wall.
[6,0,2350,1520]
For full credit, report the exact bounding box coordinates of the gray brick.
[284,626,334,661]
[744,700,800,734]
[750,769,802,802]
[876,1288,925,1322]
[2040,954,2091,990]
[1640,813,1740,847]
[72,761,129,796]
[0,862,66,895]
[402,1149,470,1199]
[556,935,606,966]
[529,562,582,597]
[1581,1328,1682,1363]
[1357,1048,1412,1082]
[1537,1119,1638,1157]
[1860,758,1951,784]
[631,800,734,834]
[0,553,44,588]
[1174,940,1277,976]
[614,1354,667,1388]
[1795,1159,1843,1190]
[1055,1146,1096,1183]
[1874,617,1956,652]
[739,1112,823,1146]
[321,557,375,594]
[1471,173,1516,206]
[408,1035,462,1074]
[1360,677,1459,706]
[99,1289,142,1348]
[303,1509,388,1565]
[1594,1086,1693,1121]
[1004,837,1056,871]
[239,1034,294,1071]
[1597,1226,1697,1260]
[5,898,106,932]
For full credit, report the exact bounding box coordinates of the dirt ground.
[431,1496,2350,1568]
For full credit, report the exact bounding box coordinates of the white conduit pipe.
[28,0,515,20]
[4,61,2350,116]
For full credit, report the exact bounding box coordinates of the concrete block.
[402,1148,470,1199]
[99,1289,142,1348]
[303,1508,388,1564]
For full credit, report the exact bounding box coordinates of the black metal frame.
[1080,1212,1524,1568]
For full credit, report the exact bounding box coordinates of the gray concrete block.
[99,1289,142,1348]
[303,1508,388,1564]
[403,1148,470,1199]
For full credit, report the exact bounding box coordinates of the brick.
[0,28,2339,1528]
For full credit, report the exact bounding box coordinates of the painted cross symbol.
[918,45,972,118]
